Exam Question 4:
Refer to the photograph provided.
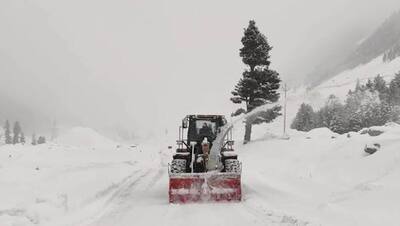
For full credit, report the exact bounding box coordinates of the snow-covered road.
[77,147,308,226]
[2,124,400,226]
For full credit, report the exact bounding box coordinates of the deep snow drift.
[1,122,400,226]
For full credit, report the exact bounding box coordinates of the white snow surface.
[305,128,339,139]
[1,119,400,226]
[55,127,117,148]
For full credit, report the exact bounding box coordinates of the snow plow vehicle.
[168,115,242,203]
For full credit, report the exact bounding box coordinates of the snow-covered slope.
[307,55,400,106]
[307,11,400,86]
[55,127,117,148]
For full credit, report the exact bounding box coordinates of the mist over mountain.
[1,0,400,140]
[307,10,400,86]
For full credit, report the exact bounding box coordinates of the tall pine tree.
[231,20,281,144]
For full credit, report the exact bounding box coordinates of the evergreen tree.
[355,79,365,92]
[360,92,387,128]
[375,101,392,125]
[373,75,389,102]
[31,133,37,145]
[20,132,26,144]
[12,121,21,144]
[37,136,46,144]
[291,103,316,132]
[390,105,400,122]
[389,72,400,106]
[365,79,374,92]
[231,20,281,144]
[318,95,347,133]
[4,120,12,144]
[344,89,363,132]
[345,88,386,129]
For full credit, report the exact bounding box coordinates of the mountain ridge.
[307,10,400,86]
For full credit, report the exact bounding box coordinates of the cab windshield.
[195,120,217,136]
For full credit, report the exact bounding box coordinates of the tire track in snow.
[84,163,169,226]
[241,201,310,226]
[103,168,153,207]
[86,169,142,204]
[75,168,154,226]
[144,166,166,191]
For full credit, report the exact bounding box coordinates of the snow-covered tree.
[12,121,21,144]
[4,120,12,144]
[292,80,394,134]
[390,105,400,122]
[345,88,388,129]
[231,20,281,144]
[37,136,46,144]
[318,95,347,133]
[389,72,400,106]
[20,132,25,144]
[291,103,316,132]
[373,75,389,102]
[355,79,365,92]
[365,79,374,92]
[31,133,37,145]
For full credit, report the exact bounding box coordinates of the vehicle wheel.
[171,159,186,173]
[224,159,240,173]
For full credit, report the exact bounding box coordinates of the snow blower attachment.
[168,115,242,203]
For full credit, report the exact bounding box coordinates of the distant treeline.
[292,72,400,134]
[2,120,46,145]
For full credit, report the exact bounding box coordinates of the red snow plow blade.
[169,172,241,203]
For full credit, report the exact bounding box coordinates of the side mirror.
[182,119,188,128]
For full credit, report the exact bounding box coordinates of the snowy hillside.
[55,127,117,148]
[307,55,400,106]
[307,11,400,86]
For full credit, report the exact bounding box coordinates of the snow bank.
[239,122,400,226]
[56,127,117,148]
[305,127,338,139]
[363,122,400,135]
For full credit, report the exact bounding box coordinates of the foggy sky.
[1,0,400,138]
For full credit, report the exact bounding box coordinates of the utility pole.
[283,83,288,136]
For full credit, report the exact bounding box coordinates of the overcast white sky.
[1,0,400,137]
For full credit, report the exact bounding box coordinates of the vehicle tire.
[224,159,240,173]
[171,159,186,173]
